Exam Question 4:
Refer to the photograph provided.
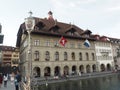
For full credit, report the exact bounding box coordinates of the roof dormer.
[35,21,45,30]
[49,24,60,33]
[81,29,92,38]
[65,24,80,36]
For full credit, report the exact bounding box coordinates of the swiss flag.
[59,36,67,46]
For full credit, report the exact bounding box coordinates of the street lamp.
[25,11,35,90]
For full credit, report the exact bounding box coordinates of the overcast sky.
[0,0,120,46]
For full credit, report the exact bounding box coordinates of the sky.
[0,0,120,47]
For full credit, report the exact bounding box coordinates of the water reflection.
[37,74,120,90]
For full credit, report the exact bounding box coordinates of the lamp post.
[25,11,35,90]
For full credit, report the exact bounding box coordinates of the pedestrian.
[14,76,19,90]
[14,71,21,90]
[0,73,3,88]
[10,72,15,84]
[78,71,81,76]
[3,74,8,87]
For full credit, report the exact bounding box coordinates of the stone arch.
[54,66,61,76]
[63,65,69,76]
[92,64,96,72]
[44,67,51,76]
[101,64,105,71]
[72,65,77,75]
[86,65,91,73]
[106,63,112,71]
[79,65,84,73]
[33,67,41,77]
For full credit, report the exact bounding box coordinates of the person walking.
[10,72,15,84]
[14,76,19,90]
[0,73,3,88]
[3,74,8,87]
[14,71,21,90]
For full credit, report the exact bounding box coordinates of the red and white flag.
[59,36,67,46]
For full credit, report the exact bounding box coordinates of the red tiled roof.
[16,17,94,47]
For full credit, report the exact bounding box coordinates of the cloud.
[107,6,120,12]
[98,22,120,38]
[51,0,96,8]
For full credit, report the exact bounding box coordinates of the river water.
[37,74,120,90]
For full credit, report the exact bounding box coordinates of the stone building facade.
[16,11,117,77]
[109,37,120,70]
[16,11,115,78]
[93,35,114,72]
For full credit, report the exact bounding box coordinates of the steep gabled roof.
[16,17,94,47]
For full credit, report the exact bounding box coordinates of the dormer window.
[35,21,45,30]
[49,25,60,33]
[66,28,77,36]
[81,29,92,38]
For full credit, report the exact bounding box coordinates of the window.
[34,51,39,61]
[71,52,75,60]
[34,40,40,46]
[79,52,82,61]
[64,52,68,61]
[77,43,81,48]
[45,40,50,46]
[54,41,59,47]
[86,53,89,61]
[12,59,18,64]
[70,43,75,48]
[45,51,50,61]
[55,52,59,61]
[92,53,95,60]
[49,25,60,33]
[35,21,45,30]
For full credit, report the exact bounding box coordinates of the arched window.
[45,51,50,61]
[55,52,59,61]
[92,53,95,60]
[79,52,82,61]
[71,52,75,60]
[64,52,68,61]
[34,51,39,61]
[86,52,89,60]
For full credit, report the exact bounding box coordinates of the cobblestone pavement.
[0,81,15,90]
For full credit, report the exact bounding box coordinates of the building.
[92,35,114,72]
[0,46,19,74]
[0,23,4,73]
[11,47,19,72]
[16,11,97,78]
[108,37,120,70]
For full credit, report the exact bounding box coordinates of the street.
[1,81,15,90]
